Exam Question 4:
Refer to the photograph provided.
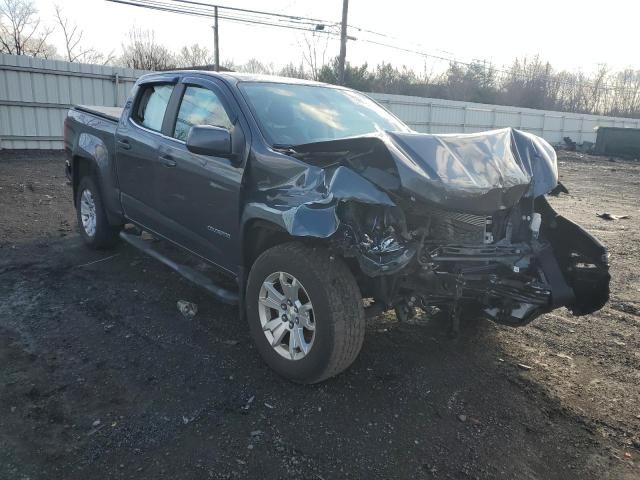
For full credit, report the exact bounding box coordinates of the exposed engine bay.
[263,128,610,327]
[333,196,609,327]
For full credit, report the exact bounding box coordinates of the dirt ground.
[0,149,638,480]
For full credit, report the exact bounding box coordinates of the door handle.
[161,155,177,167]
[117,139,131,150]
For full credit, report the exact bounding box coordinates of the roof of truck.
[220,71,328,86]
[158,70,335,88]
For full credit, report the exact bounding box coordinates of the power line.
[356,37,466,68]
[347,23,456,58]
[353,35,637,95]
[105,0,638,96]
[166,0,336,26]
[105,0,341,34]
[339,19,638,94]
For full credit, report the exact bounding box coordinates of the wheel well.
[72,155,94,199]
[242,219,366,283]
[243,220,295,269]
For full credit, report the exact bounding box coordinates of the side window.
[174,86,233,141]
[133,84,173,132]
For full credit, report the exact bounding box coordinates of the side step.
[119,232,239,305]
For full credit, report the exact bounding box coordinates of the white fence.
[373,93,640,144]
[2,53,640,150]
[0,53,146,149]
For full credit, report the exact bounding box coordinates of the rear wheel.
[246,242,366,384]
[76,176,120,248]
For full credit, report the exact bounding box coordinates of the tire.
[246,242,366,384]
[76,175,120,249]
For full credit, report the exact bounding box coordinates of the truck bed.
[75,105,123,123]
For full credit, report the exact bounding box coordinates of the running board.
[119,232,239,305]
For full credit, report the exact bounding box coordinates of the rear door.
[115,78,177,231]
[154,76,246,274]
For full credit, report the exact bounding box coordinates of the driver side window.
[173,86,233,141]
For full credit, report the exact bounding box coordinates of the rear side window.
[173,86,233,141]
[134,84,173,132]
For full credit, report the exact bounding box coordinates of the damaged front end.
[331,195,609,327]
[252,127,609,327]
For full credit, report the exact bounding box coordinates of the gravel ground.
[0,150,638,480]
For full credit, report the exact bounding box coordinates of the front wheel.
[246,242,366,384]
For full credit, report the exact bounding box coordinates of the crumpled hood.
[293,127,558,215]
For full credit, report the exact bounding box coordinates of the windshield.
[239,82,410,146]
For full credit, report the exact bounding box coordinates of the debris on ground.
[596,213,630,221]
[182,415,193,424]
[177,300,198,318]
[563,137,577,151]
[517,363,533,371]
[241,395,255,412]
[469,417,482,426]
[555,353,573,361]
[76,254,120,268]
[578,141,594,152]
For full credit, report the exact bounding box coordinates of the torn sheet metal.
[352,241,417,277]
[245,165,395,238]
[292,128,558,215]
[245,127,557,239]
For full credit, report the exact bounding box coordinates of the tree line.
[2,0,640,118]
[317,57,640,118]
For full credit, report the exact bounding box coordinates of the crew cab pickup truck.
[64,70,610,383]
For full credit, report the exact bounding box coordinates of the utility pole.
[338,0,349,85]
[213,6,220,71]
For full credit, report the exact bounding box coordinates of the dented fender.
[242,165,395,238]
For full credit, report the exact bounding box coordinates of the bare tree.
[418,59,436,85]
[239,58,274,75]
[120,28,176,70]
[608,69,640,116]
[300,33,328,80]
[0,0,54,57]
[176,43,213,67]
[586,64,609,113]
[53,5,113,64]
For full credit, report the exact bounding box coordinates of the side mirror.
[186,125,232,156]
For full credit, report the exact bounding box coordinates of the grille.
[419,205,491,244]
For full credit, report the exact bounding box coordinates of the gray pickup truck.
[64,70,610,383]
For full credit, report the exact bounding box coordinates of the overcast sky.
[33,0,640,74]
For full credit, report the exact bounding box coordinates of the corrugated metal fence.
[373,93,640,144]
[2,53,640,149]
[0,53,145,149]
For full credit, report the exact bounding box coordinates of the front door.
[154,77,246,274]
